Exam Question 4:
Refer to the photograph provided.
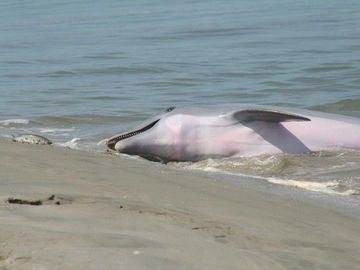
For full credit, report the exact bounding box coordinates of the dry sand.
[0,138,359,270]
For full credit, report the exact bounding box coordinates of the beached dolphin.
[106,105,360,162]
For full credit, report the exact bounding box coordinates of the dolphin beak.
[106,119,160,150]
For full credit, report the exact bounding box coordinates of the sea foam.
[0,119,30,126]
[55,138,81,149]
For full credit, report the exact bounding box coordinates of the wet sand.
[0,138,359,270]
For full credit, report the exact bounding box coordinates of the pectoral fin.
[233,109,311,123]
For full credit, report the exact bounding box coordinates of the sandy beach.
[0,138,359,270]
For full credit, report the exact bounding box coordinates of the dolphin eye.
[165,106,175,112]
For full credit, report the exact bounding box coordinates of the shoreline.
[0,138,359,269]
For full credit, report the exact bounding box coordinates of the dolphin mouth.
[106,119,160,150]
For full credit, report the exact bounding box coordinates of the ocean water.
[1,0,360,195]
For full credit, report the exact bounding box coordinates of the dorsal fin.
[233,109,311,123]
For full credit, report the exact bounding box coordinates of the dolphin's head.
[106,106,181,162]
[106,105,243,161]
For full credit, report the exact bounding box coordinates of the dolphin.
[106,105,360,162]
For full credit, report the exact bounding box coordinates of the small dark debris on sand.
[6,194,61,206]
[7,198,42,206]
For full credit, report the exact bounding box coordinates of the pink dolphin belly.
[191,117,360,158]
[283,117,360,150]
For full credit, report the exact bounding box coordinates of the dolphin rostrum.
[107,105,360,162]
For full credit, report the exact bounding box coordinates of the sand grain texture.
[0,139,359,270]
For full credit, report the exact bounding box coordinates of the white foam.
[55,138,81,149]
[39,128,75,133]
[0,119,29,126]
[266,178,356,195]
[177,165,356,196]
[97,138,108,146]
